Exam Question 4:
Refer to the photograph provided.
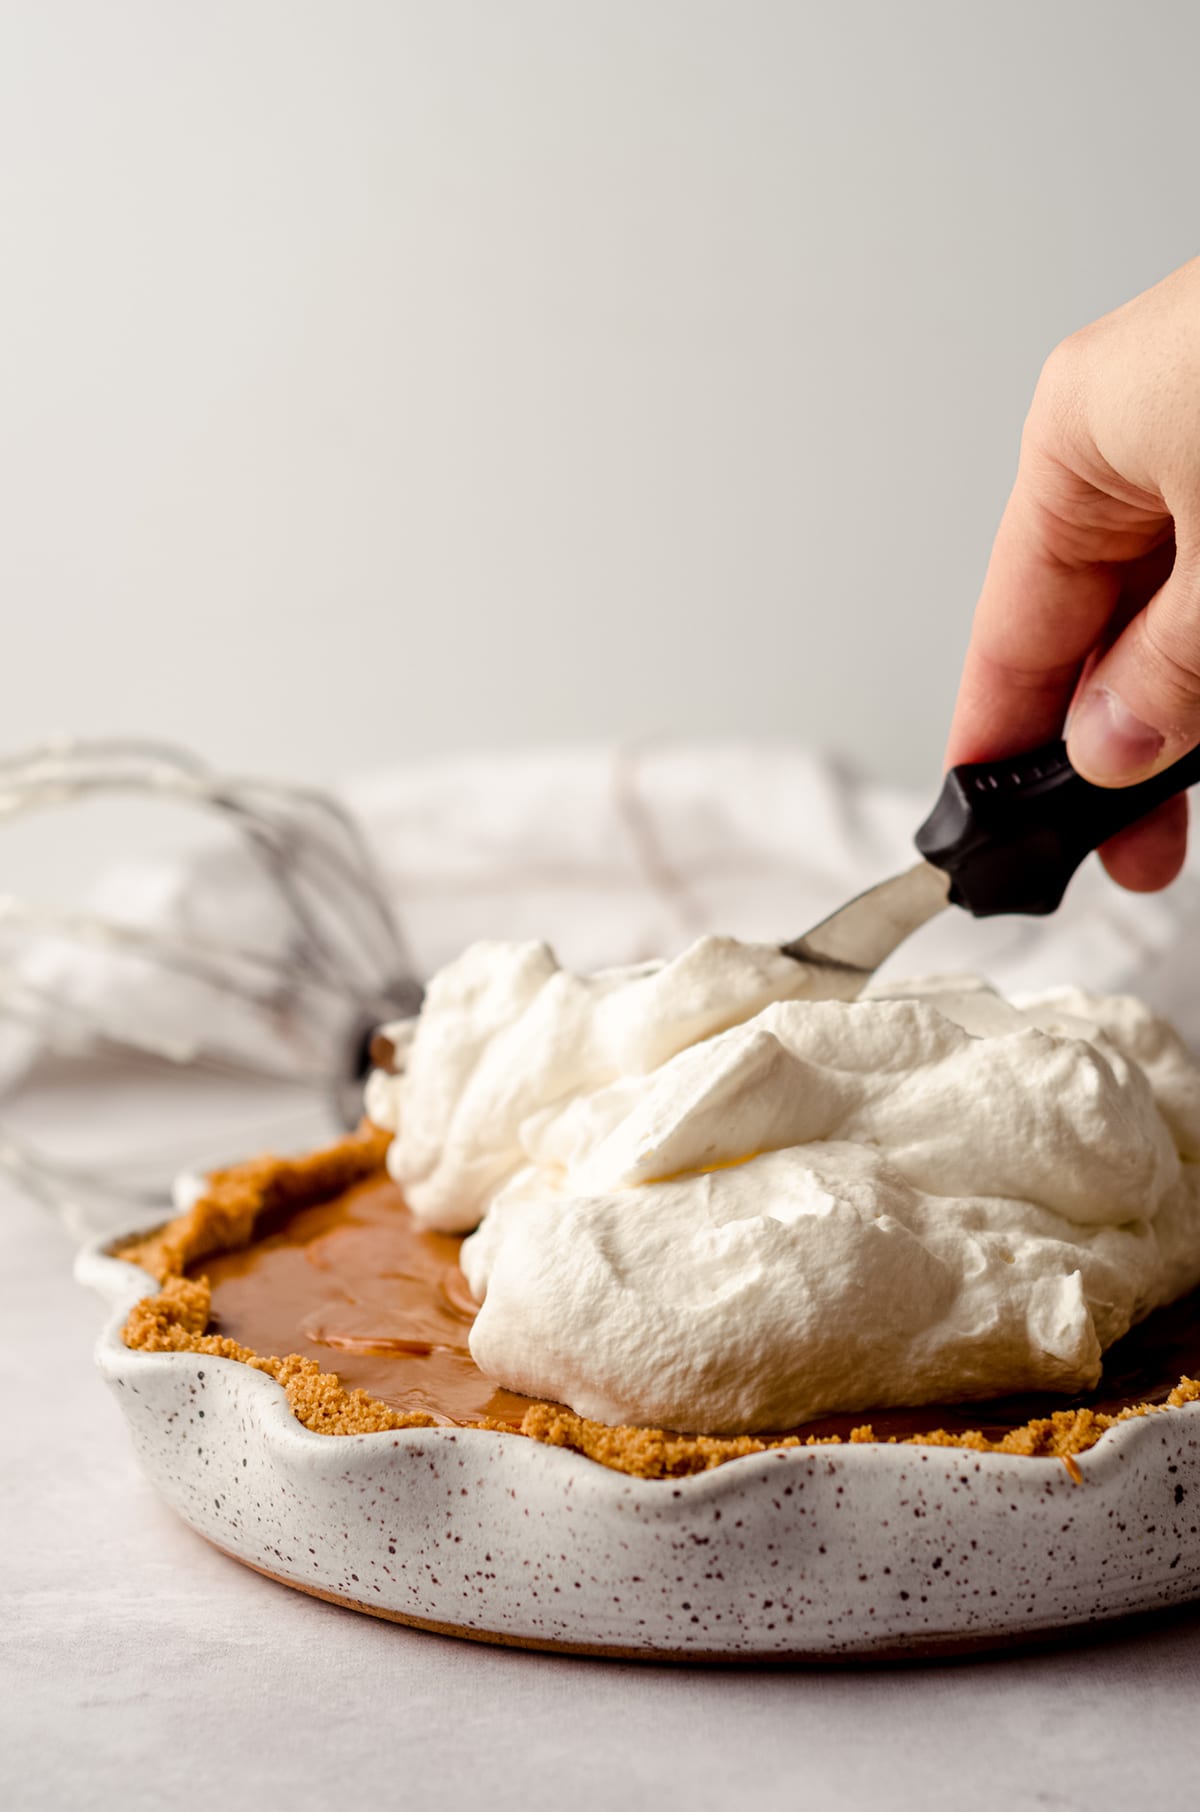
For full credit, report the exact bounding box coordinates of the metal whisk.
[0,737,421,1236]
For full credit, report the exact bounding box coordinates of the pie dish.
[80,1125,1200,1660]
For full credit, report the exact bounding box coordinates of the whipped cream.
[366,937,1200,1434]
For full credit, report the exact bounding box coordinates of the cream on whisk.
[366,936,1200,1434]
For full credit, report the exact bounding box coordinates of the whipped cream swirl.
[366,937,1200,1434]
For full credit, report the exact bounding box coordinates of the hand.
[946,256,1200,893]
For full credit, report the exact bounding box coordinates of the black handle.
[915,738,1200,917]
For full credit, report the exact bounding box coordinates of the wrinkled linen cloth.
[348,741,1200,1027]
[5,741,1200,1101]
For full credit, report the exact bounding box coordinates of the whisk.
[0,737,422,1236]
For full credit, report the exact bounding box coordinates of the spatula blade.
[779,861,951,999]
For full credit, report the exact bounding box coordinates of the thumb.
[1066,556,1200,785]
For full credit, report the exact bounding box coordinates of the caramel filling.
[195,1175,531,1429]
[193,1171,1200,1444]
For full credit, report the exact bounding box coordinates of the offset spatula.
[781,737,1200,999]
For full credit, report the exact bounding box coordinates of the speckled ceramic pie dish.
[76,1136,1200,1662]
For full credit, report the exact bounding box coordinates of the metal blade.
[779,861,952,999]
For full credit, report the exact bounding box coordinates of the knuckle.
[1051,325,1096,383]
[1027,333,1090,444]
[1042,331,1086,386]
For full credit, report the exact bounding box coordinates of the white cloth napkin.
[349,740,1200,1031]
[9,740,1200,1090]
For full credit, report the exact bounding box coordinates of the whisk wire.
[0,737,421,1231]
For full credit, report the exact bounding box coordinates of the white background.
[3,0,1198,813]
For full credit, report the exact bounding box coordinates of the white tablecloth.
[6,742,1200,1808]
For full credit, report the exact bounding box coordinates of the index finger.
[945,480,1122,768]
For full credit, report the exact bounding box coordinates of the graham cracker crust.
[118,1127,1200,1478]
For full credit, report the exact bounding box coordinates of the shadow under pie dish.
[81,1124,1200,1662]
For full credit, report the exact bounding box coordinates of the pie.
[119,1124,1200,1481]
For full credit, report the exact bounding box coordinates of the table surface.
[6,1075,1200,1812]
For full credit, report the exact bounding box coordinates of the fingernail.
[1067,686,1165,782]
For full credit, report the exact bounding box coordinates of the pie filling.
[198,1173,533,1431]
[118,1130,1200,1478]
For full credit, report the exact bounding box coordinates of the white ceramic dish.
[79,1229,1200,1661]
